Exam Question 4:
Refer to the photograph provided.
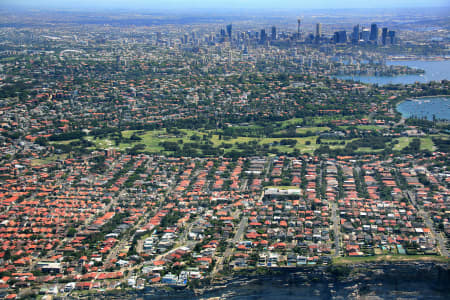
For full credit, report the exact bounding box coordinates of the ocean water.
[129,263,450,300]
[137,277,449,300]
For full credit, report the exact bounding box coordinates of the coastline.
[195,260,450,299]
[404,95,450,101]
[387,57,450,62]
[396,94,450,105]
[90,260,450,299]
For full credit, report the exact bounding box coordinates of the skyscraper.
[361,28,370,42]
[333,31,347,44]
[316,23,321,38]
[388,30,396,44]
[297,19,301,39]
[315,23,321,43]
[226,24,232,39]
[260,29,267,44]
[370,23,378,42]
[381,27,388,45]
[352,24,360,44]
[271,26,277,41]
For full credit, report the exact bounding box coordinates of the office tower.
[156,32,162,42]
[340,31,347,43]
[271,26,277,40]
[388,30,396,44]
[260,29,267,44]
[333,32,338,44]
[382,27,388,45]
[352,24,360,44]
[226,24,232,39]
[370,23,378,42]
[333,31,347,44]
[315,23,321,44]
[361,28,370,42]
[297,19,301,39]
[305,33,315,43]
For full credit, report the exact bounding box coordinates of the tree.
[67,227,77,237]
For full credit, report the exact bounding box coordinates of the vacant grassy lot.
[333,255,449,265]
[31,154,68,166]
[265,186,300,190]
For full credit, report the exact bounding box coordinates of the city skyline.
[0,2,448,299]
[2,0,449,10]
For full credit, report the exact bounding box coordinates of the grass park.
[332,254,449,265]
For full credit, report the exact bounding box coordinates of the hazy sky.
[2,0,449,10]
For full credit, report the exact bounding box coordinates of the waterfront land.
[0,7,449,299]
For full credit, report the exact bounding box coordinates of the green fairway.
[420,137,435,151]
[88,129,208,153]
[393,137,411,150]
[279,118,303,128]
[50,139,80,145]
[210,134,321,153]
[355,147,383,153]
[278,116,361,128]
[84,128,437,156]
[393,137,435,151]
[339,125,385,130]
[296,126,330,134]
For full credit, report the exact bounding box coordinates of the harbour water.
[397,97,450,121]
[335,59,450,85]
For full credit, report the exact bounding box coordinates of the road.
[240,178,248,192]
[389,107,406,127]
[406,190,449,257]
[233,216,248,244]
[320,161,341,257]
[264,157,273,178]
[210,160,268,275]
[331,201,341,257]
[213,216,248,275]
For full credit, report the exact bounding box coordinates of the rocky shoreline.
[85,261,449,299]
